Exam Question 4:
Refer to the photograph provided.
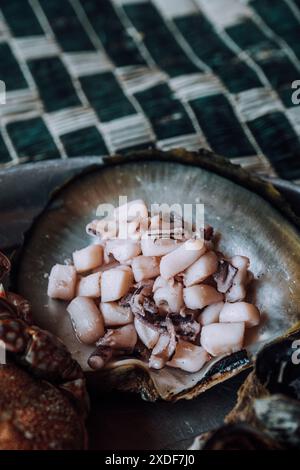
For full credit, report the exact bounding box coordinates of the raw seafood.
[47,199,260,374]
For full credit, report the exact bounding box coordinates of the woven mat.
[0,0,300,182]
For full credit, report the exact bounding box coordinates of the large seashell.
[15,149,300,401]
[224,326,300,448]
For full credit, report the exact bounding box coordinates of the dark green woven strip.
[61,126,107,156]
[226,17,278,50]
[7,117,60,162]
[80,72,136,122]
[227,18,299,108]
[190,94,255,158]
[134,83,195,140]
[0,132,10,164]
[80,0,145,67]
[124,2,198,77]
[0,43,28,91]
[251,0,300,60]
[28,57,81,112]
[248,112,300,180]
[174,14,262,94]
[39,0,95,52]
[1,0,44,37]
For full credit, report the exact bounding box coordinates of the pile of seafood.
[47,199,261,373]
[0,251,88,450]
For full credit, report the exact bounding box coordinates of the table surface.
[1,158,300,450]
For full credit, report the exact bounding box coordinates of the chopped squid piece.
[131,255,160,282]
[219,301,260,328]
[183,251,218,287]
[86,218,117,240]
[226,256,250,302]
[149,318,177,369]
[149,214,172,233]
[168,341,210,373]
[73,244,103,273]
[152,275,169,292]
[214,259,238,294]
[126,217,149,240]
[148,334,172,370]
[67,296,104,344]
[183,285,223,310]
[134,317,160,349]
[96,324,137,350]
[47,264,77,300]
[100,301,133,326]
[105,239,141,264]
[114,199,148,222]
[76,272,101,298]
[160,239,206,280]
[121,280,158,318]
[153,280,184,314]
[141,236,180,257]
[101,266,133,302]
[200,322,245,356]
[199,301,224,326]
[88,346,114,370]
[88,346,130,370]
[169,312,200,342]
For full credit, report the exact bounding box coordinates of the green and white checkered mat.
[0,0,300,181]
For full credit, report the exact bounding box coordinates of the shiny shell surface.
[16,151,300,400]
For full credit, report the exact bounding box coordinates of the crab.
[0,250,89,449]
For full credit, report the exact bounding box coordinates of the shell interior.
[16,159,300,399]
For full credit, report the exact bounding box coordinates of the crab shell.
[225,324,300,420]
[2,251,87,406]
[0,363,87,450]
[224,325,300,449]
[14,148,300,401]
[190,325,300,450]
[189,423,281,450]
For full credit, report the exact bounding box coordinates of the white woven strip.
[235,88,284,122]
[157,133,207,151]
[286,107,300,137]
[46,106,98,136]
[100,113,153,151]
[0,80,5,105]
[1,109,42,126]
[64,52,112,77]
[0,89,41,118]
[0,127,19,163]
[194,0,251,29]
[152,0,197,18]
[170,73,223,101]
[116,66,167,94]
[230,155,276,175]
[0,17,9,40]
[14,36,60,60]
